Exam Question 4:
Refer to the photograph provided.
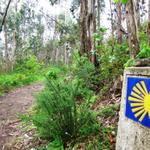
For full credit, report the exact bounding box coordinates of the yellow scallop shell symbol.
[128,81,150,122]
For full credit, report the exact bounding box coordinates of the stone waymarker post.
[116,67,150,150]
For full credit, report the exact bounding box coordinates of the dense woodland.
[0,0,150,149]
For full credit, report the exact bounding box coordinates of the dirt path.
[0,82,43,150]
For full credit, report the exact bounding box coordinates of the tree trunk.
[80,0,88,56]
[97,0,102,48]
[11,29,17,70]
[109,0,114,51]
[117,2,122,44]
[11,1,18,71]
[97,0,100,28]
[148,0,150,47]
[55,48,59,63]
[0,0,12,32]
[4,19,8,63]
[135,0,140,29]
[80,0,97,65]
[126,0,139,59]
[87,0,97,64]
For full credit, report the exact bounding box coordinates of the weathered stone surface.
[116,67,150,150]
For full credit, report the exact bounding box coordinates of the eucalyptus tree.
[116,1,122,44]
[0,0,46,71]
[97,0,105,29]
[134,0,140,29]
[0,0,12,32]
[11,0,44,59]
[126,0,139,58]
[80,0,100,65]
[114,0,139,58]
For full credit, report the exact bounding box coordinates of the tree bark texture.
[80,0,89,56]
[117,2,122,44]
[109,0,115,51]
[97,0,100,28]
[80,0,97,65]
[135,0,140,29]
[126,0,139,59]
[4,19,8,63]
[0,0,12,32]
[87,0,96,64]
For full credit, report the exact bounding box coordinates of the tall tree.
[80,0,97,65]
[4,18,8,64]
[0,0,12,32]
[126,0,139,58]
[87,0,96,64]
[97,0,105,29]
[97,0,101,28]
[135,0,140,28]
[109,0,115,50]
[80,0,88,56]
[117,1,122,44]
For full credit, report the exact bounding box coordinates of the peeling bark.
[80,0,97,65]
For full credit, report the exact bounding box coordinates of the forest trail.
[0,83,43,150]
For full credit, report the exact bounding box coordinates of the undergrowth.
[0,56,48,96]
[20,55,118,150]
[19,30,150,149]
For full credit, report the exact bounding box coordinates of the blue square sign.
[126,76,150,128]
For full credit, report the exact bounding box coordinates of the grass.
[0,72,42,96]
[3,55,119,150]
[0,56,55,96]
[98,104,118,118]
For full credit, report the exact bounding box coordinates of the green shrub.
[30,76,99,148]
[20,60,100,149]
[15,56,42,73]
[137,43,150,58]
[0,56,45,95]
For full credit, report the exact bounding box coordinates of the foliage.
[15,56,41,73]
[21,58,100,149]
[95,38,129,93]
[0,56,45,96]
[81,127,115,150]
[124,58,136,68]
[124,25,150,67]
[98,105,117,118]
[114,0,128,4]
[2,1,149,149]
[55,15,79,46]
[137,29,150,59]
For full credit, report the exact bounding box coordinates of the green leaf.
[114,0,119,3]
[121,0,128,4]
[99,27,107,33]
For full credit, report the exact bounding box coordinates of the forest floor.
[0,82,43,150]
[0,81,121,150]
